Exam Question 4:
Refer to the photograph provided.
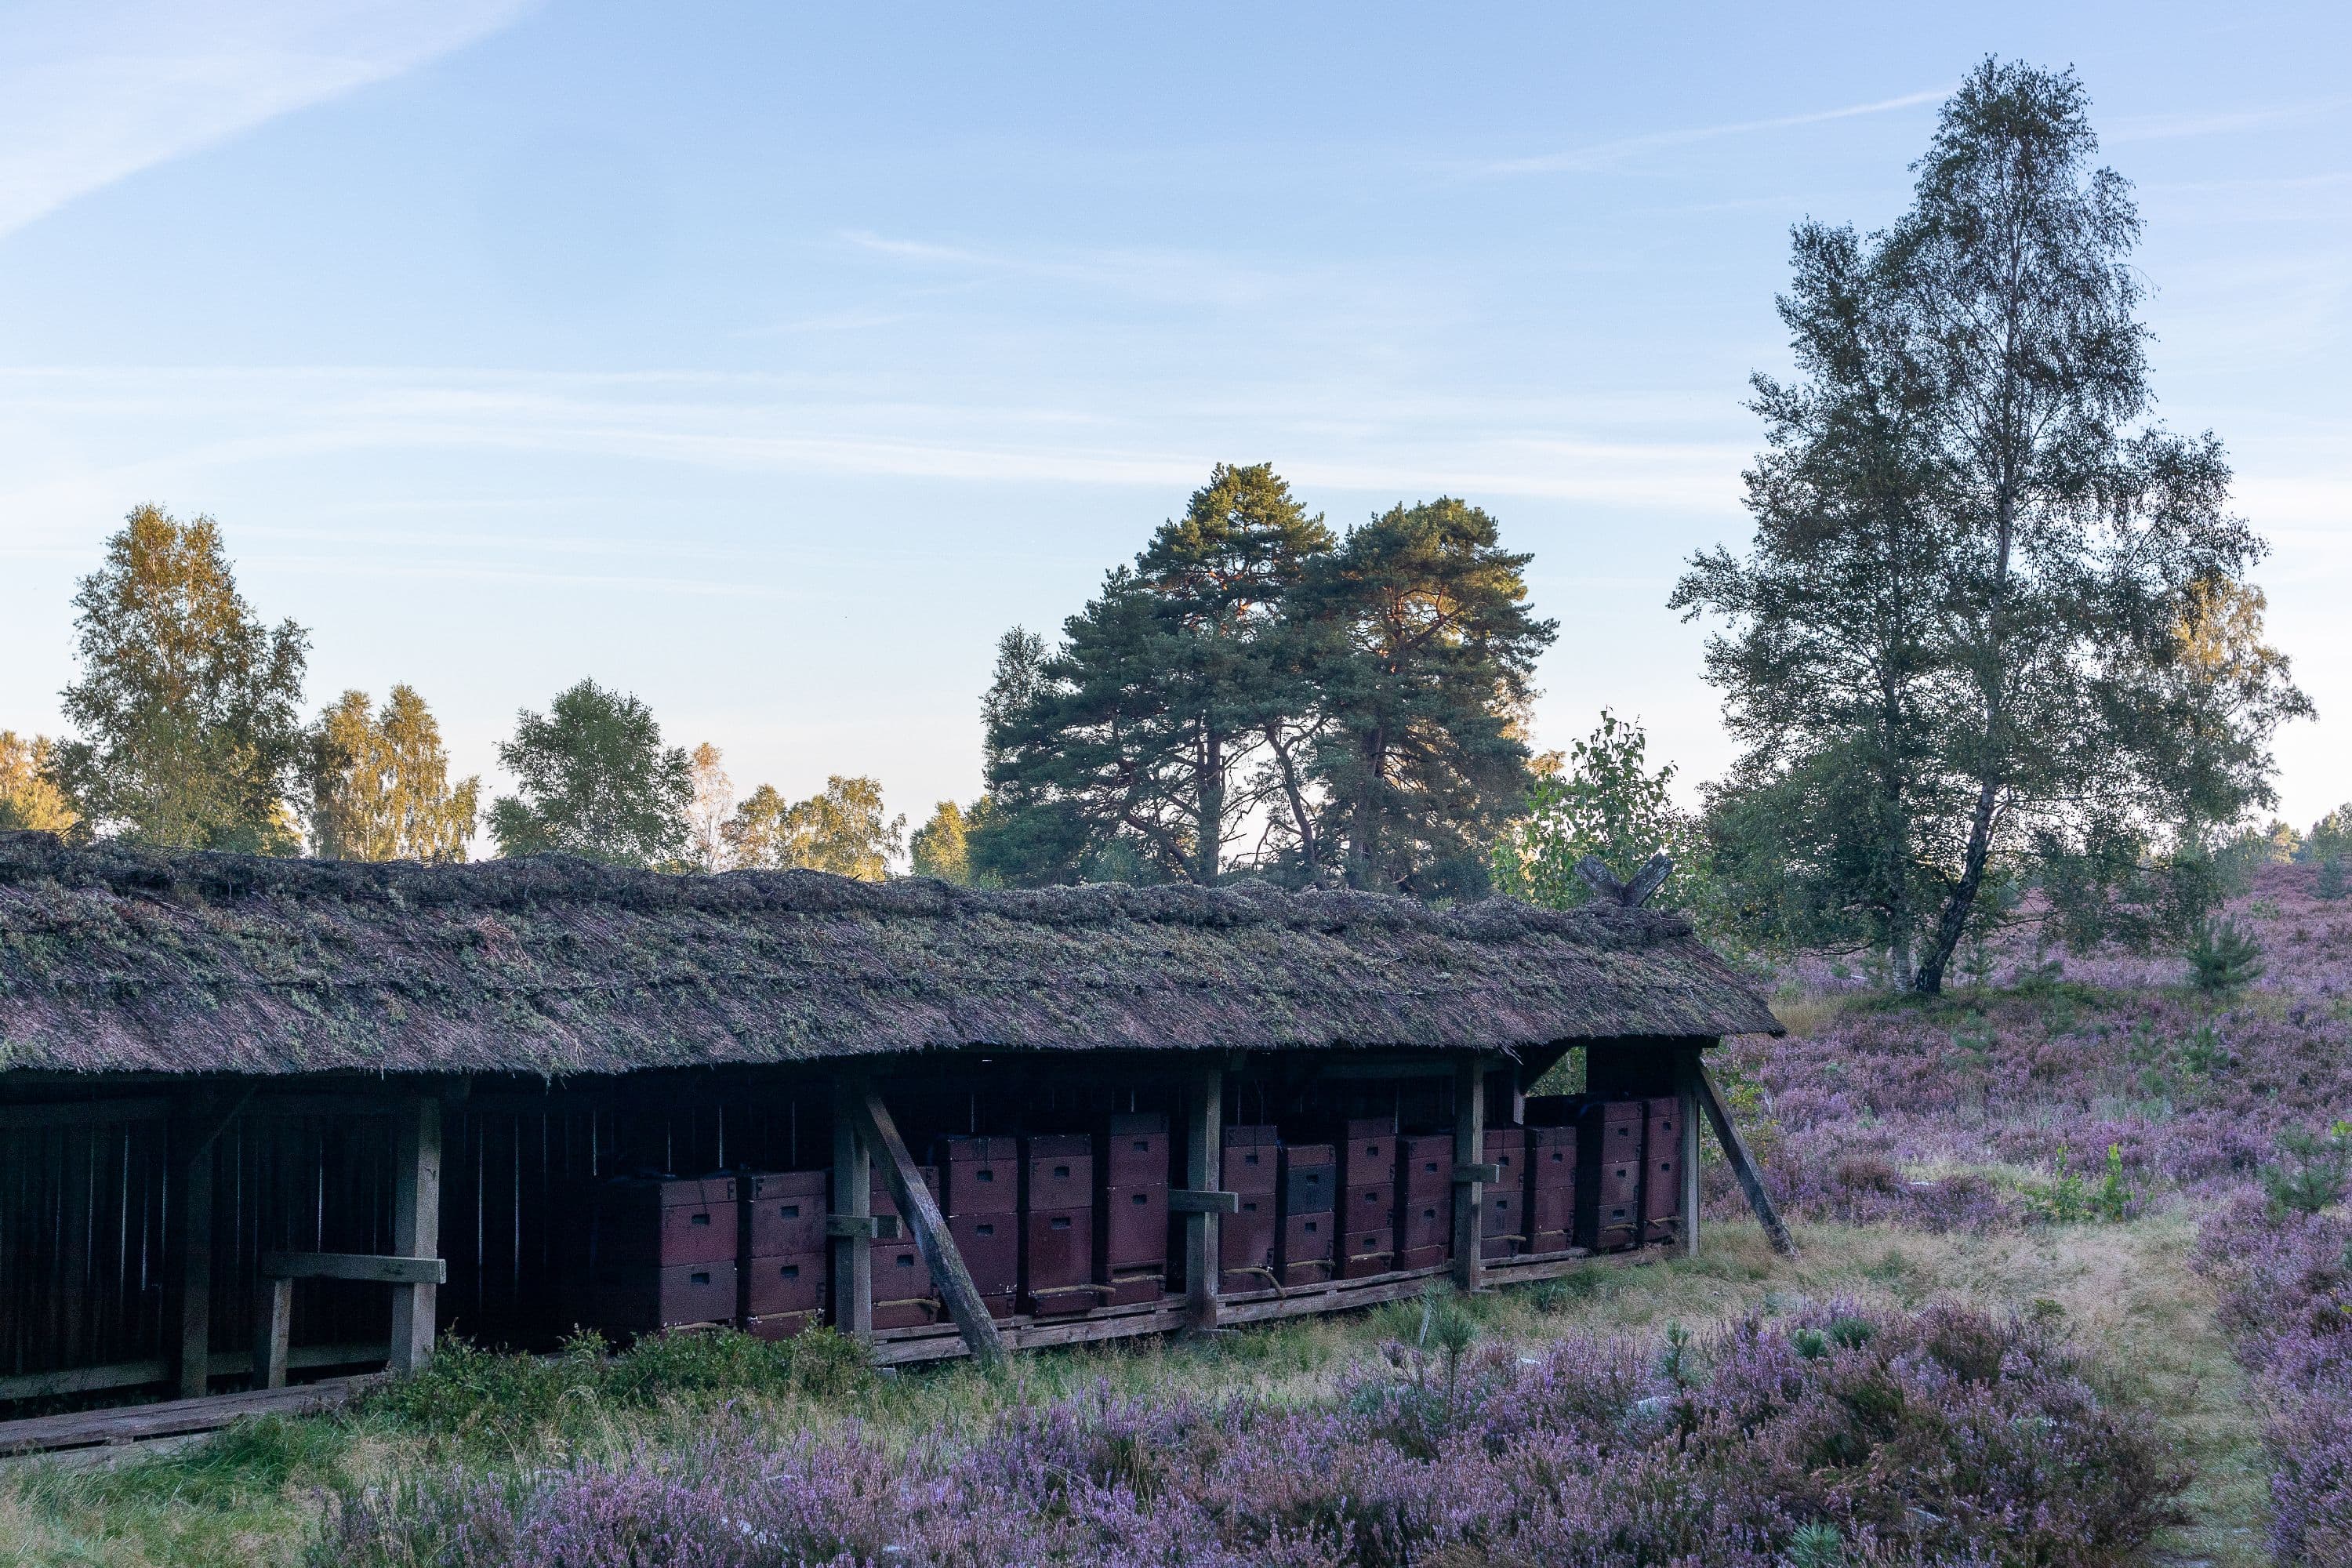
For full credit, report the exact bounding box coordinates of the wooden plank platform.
[0,1376,373,1457]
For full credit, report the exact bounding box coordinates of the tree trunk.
[1915,482,2017,993]
[1196,728,1222,884]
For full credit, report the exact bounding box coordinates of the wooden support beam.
[260,1251,448,1284]
[1167,1189,1236,1214]
[1695,1060,1795,1256]
[1451,1054,1486,1290]
[829,1075,873,1341]
[252,1279,292,1391]
[387,1096,442,1373]
[1183,1059,1222,1330]
[823,1214,900,1240]
[169,1090,247,1399]
[849,1082,1005,1367]
[1675,1047,1703,1259]
[0,1097,171,1129]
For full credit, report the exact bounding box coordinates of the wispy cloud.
[2107,96,2352,145]
[0,0,537,238]
[1472,88,1948,178]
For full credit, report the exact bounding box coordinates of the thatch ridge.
[0,832,1780,1078]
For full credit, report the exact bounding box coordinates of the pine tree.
[307,686,479,862]
[2186,916,2265,994]
[487,680,692,867]
[1300,498,1554,896]
[50,506,310,851]
[986,465,1330,885]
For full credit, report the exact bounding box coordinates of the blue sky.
[2,1,2347,839]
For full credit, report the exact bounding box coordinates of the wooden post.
[1695,1060,1795,1257]
[252,1278,292,1391]
[851,1082,1004,1366]
[830,1073,874,1341]
[1183,1058,1223,1330]
[1451,1054,1486,1290]
[387,1096,442,1373]
[1675,1046,1703,1259]
[172,1120,214,1398]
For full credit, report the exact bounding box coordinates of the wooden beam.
[822,1214,900,1240]
[1183,1059,1222,1330]
[252,1279,292,1391]
[829,1074,873,1341]
[0,1097,171,1129]
[1451,1054,1486,1290]
[1695,1060,1795,1256]
[1622,852,1674,908]
[850,1082,1005,1367]
[1167,1189,1237,1214]
[1573,855,1624,902]
[387,1096,443,1373]
[0,1377,368,1458]
[1675,1046,1702,1259]
[0,1344,387,1403]
[171,1096,225,1399]
[260,1251,448,1285]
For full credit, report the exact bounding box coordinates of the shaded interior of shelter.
[0,1040,1694,1410]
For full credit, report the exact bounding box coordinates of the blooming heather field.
[9,862,2350,1567]
[1724,862,2352,1235]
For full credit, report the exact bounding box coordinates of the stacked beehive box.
[1275,1140,1336,1287]
[1641,1096,1683,1245]
[938,1136,1020,1319]
[1526,1122,1577,1255]
[1576,1099,1643,1253]
[740,1168,826,1339]
[871,1165,944,1329]
[1336,1118,1396,1279]
[1396,1132,1454,1271]
[568,1175,740,1337]
[1097,1112,1169,1306]
[1021,1133,1097,1316]
[1480,1125,1528,1261]
[1218,1124,1279,1292]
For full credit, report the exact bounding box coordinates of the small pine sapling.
[2262,1122,2352,1219]
[2186,916,2265,994]
[2318,857,2349,902]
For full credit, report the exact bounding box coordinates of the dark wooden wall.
[2,1050,1531,1399]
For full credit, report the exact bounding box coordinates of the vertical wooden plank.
[1675,1047,1702,1260]
[252,1276,292,1389]
[173,1120,213,1398]
[388,1095,443,1373]
[1451,1054,1486,1291]
[1183,1059,1222,1331]
[829,1073,873,1341]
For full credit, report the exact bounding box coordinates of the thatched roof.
[0,832,1779,1079]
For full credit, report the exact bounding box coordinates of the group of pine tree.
[2,60,2339,991]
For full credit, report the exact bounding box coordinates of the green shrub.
[2318,857,2347,902]
[2263,1122,2352,1218]
[358,1325,872,1446]
[2185,916,2264,993]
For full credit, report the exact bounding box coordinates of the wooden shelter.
[0,830,1783,1413]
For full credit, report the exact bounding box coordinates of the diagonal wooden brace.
[1695,1061,1795,1256]
[848,1079,1006,1367]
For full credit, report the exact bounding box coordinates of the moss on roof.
[0,831,1779,1078]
